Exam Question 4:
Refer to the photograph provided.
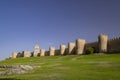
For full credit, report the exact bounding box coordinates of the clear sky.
[0,0,120,60]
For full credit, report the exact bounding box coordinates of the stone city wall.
[55,49,60,55]
[11,34,120,58]
[45,51,49,56]
[23,51,31,57]
[85,42,98,52]
[107,37,120,53]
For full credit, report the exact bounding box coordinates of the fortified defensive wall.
[11,34,120,58]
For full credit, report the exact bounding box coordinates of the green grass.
[0,53,120,80]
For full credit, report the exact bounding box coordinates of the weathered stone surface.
[33,44,40,57]
[68,42,75,54]
[40,49,45,56]
[23,51,31,57]
[76,39,86,54]
[60,44,66,55]
[49,47,55,56]
[12,52,18,58]
[107,37,120,52]
[10,34,120,58]
[85,42,99,53]
[98,34,108,53]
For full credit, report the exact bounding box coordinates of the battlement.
[85,41,98,45]
[99,34,108,37]
[108,37,120,41]
[11,34,120,58]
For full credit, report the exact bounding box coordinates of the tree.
[85,47,95,54]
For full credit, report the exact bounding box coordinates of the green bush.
[85,47,95,54]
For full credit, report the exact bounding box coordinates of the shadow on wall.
[0,78,21,80]
[11,34,120,58]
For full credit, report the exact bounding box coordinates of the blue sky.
[0,0,120,60]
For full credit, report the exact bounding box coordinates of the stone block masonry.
[40,49,45,56]
[98,34,108,53]
[11,34,120,58]
[33,44,40,57]
[49,47,55,56]
[107,37,120,53]
[12,52,18,58]
[60,44,66,55]
[23,51,31,57]
[76,39,86,55]
[68,42,75,55]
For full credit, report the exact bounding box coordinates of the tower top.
[34,44,39,49]
[99,34,108,36]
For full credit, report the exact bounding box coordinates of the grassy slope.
[0,54,120,80]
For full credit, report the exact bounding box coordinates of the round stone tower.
[33,44,40,56]
[60,44,66,55]
[12,52,18,58]
[76,39,86,55]
[98,34,108,53]
[68,42,75,54]
[40,49,45,56]
[49,47,55,56]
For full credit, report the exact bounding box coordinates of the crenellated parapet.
[107,36,120,53]
[11,34,120,58]
[108,37,120,41]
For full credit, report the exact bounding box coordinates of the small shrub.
[85,47,95,54]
